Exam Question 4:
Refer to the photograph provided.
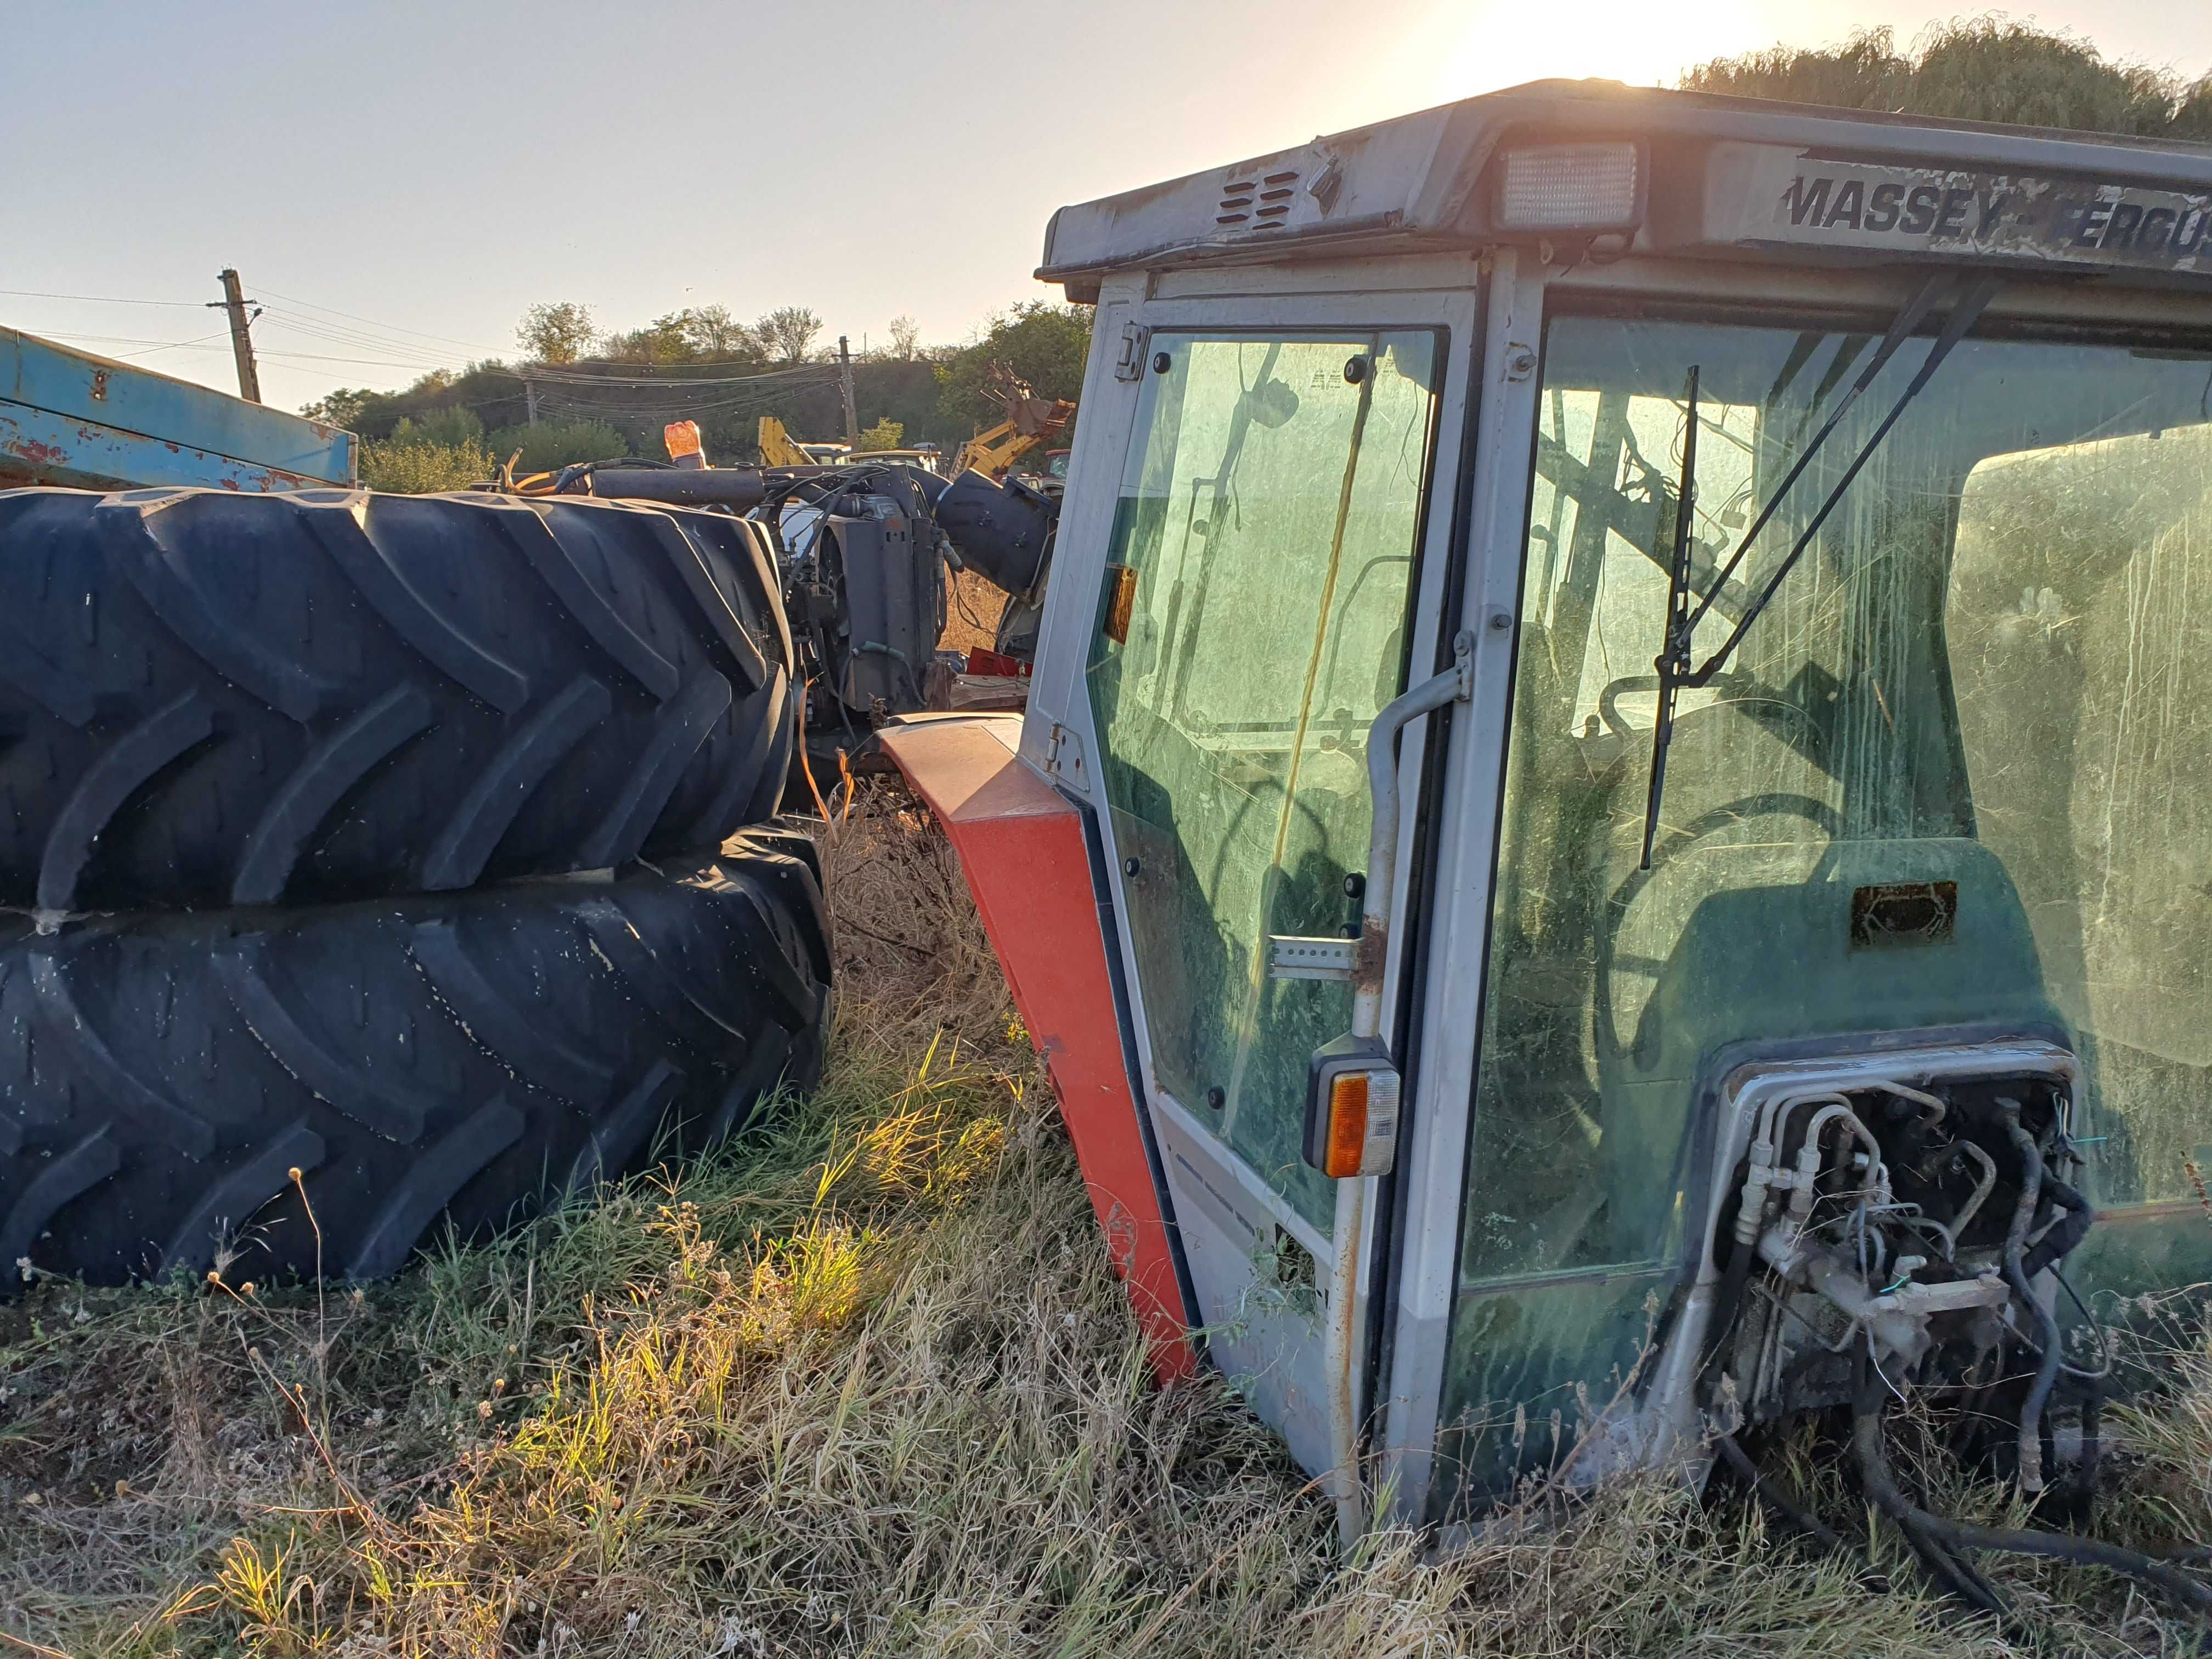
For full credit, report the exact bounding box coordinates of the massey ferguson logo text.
[1778,172,2211,262]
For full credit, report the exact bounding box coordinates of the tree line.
[311,301,1093,493]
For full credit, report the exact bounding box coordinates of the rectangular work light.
[1495,140,1646,235]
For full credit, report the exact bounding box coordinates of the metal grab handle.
[1321,626,1474,1554]
[1351,628,1475,1037]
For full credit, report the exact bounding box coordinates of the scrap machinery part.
[0,828,831,1290]
[878,75,2212,1605]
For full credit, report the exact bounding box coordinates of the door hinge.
[1114,321,1152,382]
[1045,720,1089,788]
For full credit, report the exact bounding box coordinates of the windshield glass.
[1442,309,2212,1483]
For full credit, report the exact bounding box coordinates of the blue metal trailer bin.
[0,326,356,492]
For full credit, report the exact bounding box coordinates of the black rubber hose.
[2022,1172,2094,1281]
[1852,1359,2212,1617]
[1712,1432,1846,1554]
[1850,1390,2012,1616]
[1999,1103,2061,1492]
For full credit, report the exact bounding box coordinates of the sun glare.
[1435,0,1776,98]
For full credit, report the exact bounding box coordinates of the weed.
[3,805,2211,1655]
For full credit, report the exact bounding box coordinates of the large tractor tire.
[0,487,797,911]
[0,826,830,1289]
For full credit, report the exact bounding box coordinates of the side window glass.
[1087,331,1440,1226]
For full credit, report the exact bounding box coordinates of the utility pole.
[838,335,859,444]
[214,269,262,404]
[524,371,540,427]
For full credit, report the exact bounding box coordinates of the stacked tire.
[0,487,829,1289]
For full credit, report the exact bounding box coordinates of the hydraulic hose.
[2022,1173,2094,1282]
[1849,1400,2009,1616]
[1998,1103,2059,1492]
[1712,1432,1844,1553]
[1852,1357,2212,1616]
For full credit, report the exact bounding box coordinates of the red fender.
[877,715,1197,1381]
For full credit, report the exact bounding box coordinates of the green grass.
[5,804,2212,1655]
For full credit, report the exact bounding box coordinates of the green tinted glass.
[1088,332,1439,1225]
[1439,309,2212,1511]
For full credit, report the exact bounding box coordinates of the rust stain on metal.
[1354,915,1389,996]
[3,436,67,469]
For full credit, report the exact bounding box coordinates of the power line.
[116,329,238,360]
[258,306,460,359]
[522,362,838,388]
[253,285,503,357]
[0,287,206,308]
[34,331,470,371]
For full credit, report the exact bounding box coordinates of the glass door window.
[1087,331,1441,1227]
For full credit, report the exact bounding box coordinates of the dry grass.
[936,571,1009,658]
[4,797,2212,1655]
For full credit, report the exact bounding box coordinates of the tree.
[935,301,1092,429]
[887,315,922,361]
[756,306,823,363]
[601,313,695,365]
[300,387,375,431]
[1684,19,2212,139]
[679,304,755,360]
[854,417,906,452]
[516,301,597,365]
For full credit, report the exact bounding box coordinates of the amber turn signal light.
[1304,1036,1401,1178]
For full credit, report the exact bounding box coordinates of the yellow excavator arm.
[948,400,1075,480]
[757,415,814,469]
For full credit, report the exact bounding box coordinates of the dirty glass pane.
[1444,307,2212,1509]
[1088,331,1439,1227]
[1460,313,2212,1279]
[1952,420,2212,1207]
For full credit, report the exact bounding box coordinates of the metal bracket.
[1114,321,1152,382]
[1269,935,1357,981]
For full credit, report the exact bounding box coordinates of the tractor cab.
[883,80,2212,1545]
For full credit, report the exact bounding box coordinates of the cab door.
[1061,284,1476,1481]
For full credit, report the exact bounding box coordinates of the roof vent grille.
[1218,169,1299,228]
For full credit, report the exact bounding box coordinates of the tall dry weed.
[3,797,2212,1655]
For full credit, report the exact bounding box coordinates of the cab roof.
[1038,79,2212,295]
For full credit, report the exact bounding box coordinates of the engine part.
[0,827,830,1289]
[933,467,1058,594]
[0,487,794,909]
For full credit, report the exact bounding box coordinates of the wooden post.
[216,268,262,404]
[838,335,859,444]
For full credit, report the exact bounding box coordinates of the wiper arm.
[1641,364,1700,870]
[1638,272,2000,869]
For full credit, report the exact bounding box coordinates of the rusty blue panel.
[0,326,356,492]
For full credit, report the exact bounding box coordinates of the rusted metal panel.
[0,327,354,491]
[877,713,1198,1383]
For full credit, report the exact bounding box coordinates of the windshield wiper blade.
[1638,272,2000,869]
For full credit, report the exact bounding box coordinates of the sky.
[5,0,2209,414]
